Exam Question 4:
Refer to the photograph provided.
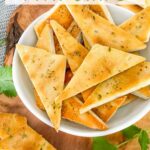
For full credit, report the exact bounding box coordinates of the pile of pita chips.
[17,4,150,132]
[0,113,56,150]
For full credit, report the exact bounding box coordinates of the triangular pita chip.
[80,62,150,113]
[50,20,88,73]
[121,94,137,106]
[16,44,66,131]
[0,113,27,139]
[89,4,114,24]
[62,97,107,130]
[0,126,56,150]
[119,5,142,13]
[34,5,73,37]
[36,24,55,53]
[93,96,127,122]
[132,86,150,99]
[59,44,145,101]
[120,7,150,42]
[67,5,146,52]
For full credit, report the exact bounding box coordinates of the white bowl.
[13,4,150,137]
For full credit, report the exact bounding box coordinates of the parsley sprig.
[0,66,17,97]
[93,125,150,150]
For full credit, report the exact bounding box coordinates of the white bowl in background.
[13,4,150,137]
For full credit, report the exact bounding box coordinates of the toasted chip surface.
[122,94,137,106]
[16,44,66,131]
[36,24,55,53]
[0,126,56,150]
[34,5,73,37]
[67,5,146,52]
[0,113,27,139]
[62,97,107,130]
[59,44,145,100]
[81,62,150,113]
[120,7,150,42]
[51,20,88,73]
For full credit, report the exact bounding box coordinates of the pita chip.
[93,96,127,122]
[132,86,150,99]
[0,126,56,150]
[122,94,137,106]
[120,7,150,42]
[59,44,145,101]
[16,44,66,131]
[50,20,88,73]
[0,113,27,139]
[67,5,146,52]
[36,24,55,53]
[80,62,150,113]
[62,97,107,130]
[34,5,73,37]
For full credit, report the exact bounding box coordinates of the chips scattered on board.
[0,126,56,150]
[0,113,27,139]
[16,44,66,131]
[59,44,145,101]
[120,7,150,42]
[81,62,150,113]
[67,5,146,52]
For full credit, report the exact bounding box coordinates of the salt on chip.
[59,44,145,101]
[67,5,146,52]
[16,44,66,131]
[120,7,150,42]
[0,113,27,139]
[81,62,150,113]
[0,126,56,150]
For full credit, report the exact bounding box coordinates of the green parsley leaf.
[122,125,141,139]
[0,66,17,97]
[138,130,150,150]
[92,137,117,150]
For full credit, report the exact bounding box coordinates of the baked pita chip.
[80,62,150,113]
[51,20,88,73]
[120,7,150,42]
[89,4,114,24]
[34,5,73,37]
[16,44,66,131]
[0,126,56,150]
[119,5,142,13]
[132,86,150,99]
[59,44,145,100]
[0,113,27,139]
[36,24,55,53]
[67,5,146,52]
[62,97,107,130]
[122,94,137,106]
[93,96,127,122]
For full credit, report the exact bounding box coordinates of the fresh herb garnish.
[0,66,17,97]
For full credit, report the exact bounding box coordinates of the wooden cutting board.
[1,4,149,150]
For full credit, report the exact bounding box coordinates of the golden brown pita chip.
[67,5,146,52]
[81,62,150,113]
[0,113,27,139]
[0,126,56,150]
[119,5,142,13]
[120,7,150,42]
[34,5,73,37]
[36,24,55,53]
[50,20,88,73]
[93,96,127,122]
[59,44,145,101]
[132,86,150,99]
[62,97,107,130]
[122,94,137,106]
[16,44,66,131]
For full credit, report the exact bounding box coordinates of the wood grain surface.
[0,4,149,150]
